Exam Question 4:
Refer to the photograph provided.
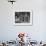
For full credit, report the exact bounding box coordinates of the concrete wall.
[0,0,46,41]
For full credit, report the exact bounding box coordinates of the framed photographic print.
[15,10,33,26]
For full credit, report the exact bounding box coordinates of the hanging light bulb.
[8,0,16,4]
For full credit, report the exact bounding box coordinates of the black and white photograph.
[15,11,32,26]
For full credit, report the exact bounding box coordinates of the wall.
[0,0,46,41]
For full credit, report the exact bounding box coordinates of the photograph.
[15,10,32,26]
[0,0,46,46]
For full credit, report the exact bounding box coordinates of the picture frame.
[14,10,33,26]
